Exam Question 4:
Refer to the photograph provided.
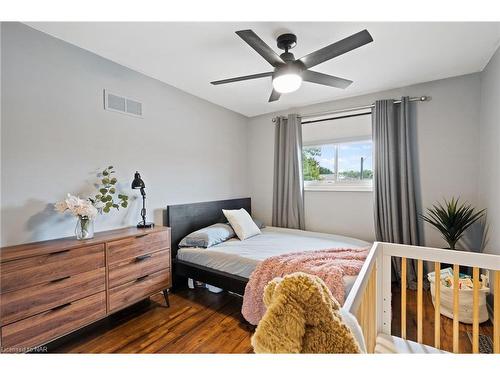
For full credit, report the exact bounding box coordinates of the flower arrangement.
[55,194,98,239]
[55,194,98,219]
[55,166,129,239]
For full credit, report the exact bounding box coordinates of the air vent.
[104,90,143,118]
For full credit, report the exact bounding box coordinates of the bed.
[164,197,370,295]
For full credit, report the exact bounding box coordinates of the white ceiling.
[26,22,500,117]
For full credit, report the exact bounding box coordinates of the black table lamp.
[131,171,154,229]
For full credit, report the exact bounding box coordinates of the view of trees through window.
[303,140,373,186]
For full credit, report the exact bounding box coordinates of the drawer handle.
[135,233,149,238]
[51,302,72,311]
[135,254,151,262]
[136,275,149,282]
[49,249,70,256]
[50,276,71,283]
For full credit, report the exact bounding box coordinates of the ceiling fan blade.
[211,72,273,85]
[302,70,353,89]
[236,30,285,67]
[298,29,373,69]
[268,89,281,102]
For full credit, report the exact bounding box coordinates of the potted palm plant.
[421,197,485,251]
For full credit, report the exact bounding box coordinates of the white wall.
[248,74,482,247]
[479,46,500,256]
[1,22,249,246]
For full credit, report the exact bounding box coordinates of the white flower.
[76,203,98,220]
[55,194,98,220]
[65,194,86,213]
[54,200,68,213]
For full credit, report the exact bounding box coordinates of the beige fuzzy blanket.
[242,247,369,325]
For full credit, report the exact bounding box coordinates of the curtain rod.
[301,111,371,125]
[271,96,429,123]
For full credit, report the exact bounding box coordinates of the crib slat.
[401,257,407,339]
[453,264,460,353]
[434,262,441,349]
[355,264,378,353]
[472,267,480,354]
[369,266,377,352]
[417,259,423,343]
[495,270,499,354]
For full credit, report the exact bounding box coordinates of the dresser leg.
[162,289,170,307]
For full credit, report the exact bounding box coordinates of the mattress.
[177,226,371,295]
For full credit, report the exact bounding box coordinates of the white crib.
[344,242,500,354]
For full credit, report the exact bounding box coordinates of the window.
[302,112,373,191]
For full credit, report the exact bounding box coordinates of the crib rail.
[344,242,500,354]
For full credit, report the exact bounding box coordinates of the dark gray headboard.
[164,197,251,259]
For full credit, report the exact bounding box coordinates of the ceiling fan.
[211,29,373,102]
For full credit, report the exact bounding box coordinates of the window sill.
[304,185,373,192]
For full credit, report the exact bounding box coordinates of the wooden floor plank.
[136,297,233,353]
[231,333,255,354]
[160,300,241,353]
[193,311,251,353]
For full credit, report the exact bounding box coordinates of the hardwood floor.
[51,289,255,353]
[391,286,494,353]
[51,286,493,353]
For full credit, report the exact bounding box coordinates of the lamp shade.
[272,64,303,94]
[272,74,302,93]
[131,171,145,189]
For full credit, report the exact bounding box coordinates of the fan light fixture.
[210,29,373,102]
[272,73,302,93]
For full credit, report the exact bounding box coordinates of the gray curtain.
[272,114,305,230]
[372,97,421,288]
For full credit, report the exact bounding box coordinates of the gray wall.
[247,74,482,247]
[1,23,249,246]
[0,22,493,253]
[479,45,500,256]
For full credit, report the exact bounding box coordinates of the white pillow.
[222,208,261,240]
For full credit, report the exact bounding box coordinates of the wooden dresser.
[0,226,171,352]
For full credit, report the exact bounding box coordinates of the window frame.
[303,135,373,192]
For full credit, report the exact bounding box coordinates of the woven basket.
[428,279,489,324]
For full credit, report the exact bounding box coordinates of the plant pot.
[75,216,94,240]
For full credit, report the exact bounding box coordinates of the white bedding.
[177,226,370,294]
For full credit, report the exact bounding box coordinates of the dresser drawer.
[109,269,171,312]
[1,291,106,350]
[1,268,105,326]
[107,230,169,265]
[108,249,170,288]
[1,244,104,294]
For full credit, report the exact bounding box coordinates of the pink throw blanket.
[241,247,369,325]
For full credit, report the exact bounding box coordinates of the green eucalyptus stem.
[80,216,90,237]
[92,166,129,214]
